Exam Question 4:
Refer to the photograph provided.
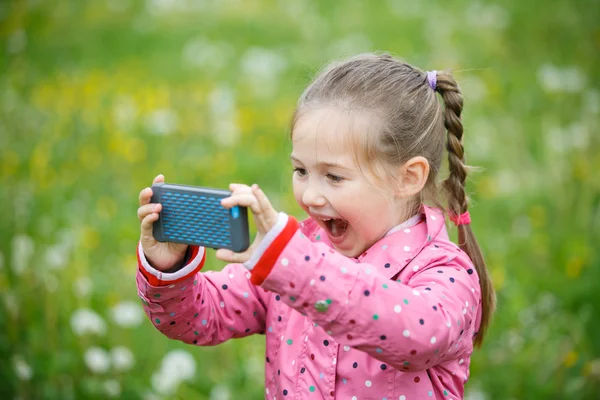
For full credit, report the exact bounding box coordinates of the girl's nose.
[302,185,327,208]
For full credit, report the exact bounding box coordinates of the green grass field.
[1,0,599,398]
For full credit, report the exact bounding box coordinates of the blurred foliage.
[1,0,599,399]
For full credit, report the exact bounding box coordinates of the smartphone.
[151,182,250,252]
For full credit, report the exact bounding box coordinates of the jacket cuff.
[243,213,299,285]
[137,242,205,286]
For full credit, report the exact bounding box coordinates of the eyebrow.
[290,155,350,170]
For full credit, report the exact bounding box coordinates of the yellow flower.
[82,227,100,250]
[563,351,578,368]
[1,150,20,178]
[566,257,584,278]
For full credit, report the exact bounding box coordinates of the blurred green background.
[1,0,599,399]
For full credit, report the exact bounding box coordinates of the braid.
[437,74,468,216]
[435,71,496,347]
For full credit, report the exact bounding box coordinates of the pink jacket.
[137,205,482,399]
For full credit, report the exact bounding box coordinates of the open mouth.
[323,218,349,238]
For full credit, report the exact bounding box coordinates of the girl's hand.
[137,174,188,271]
[216,183,278,264]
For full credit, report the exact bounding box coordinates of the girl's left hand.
[216,183,279,264]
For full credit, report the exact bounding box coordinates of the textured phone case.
[151,183,250,252]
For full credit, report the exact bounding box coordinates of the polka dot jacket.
[137,205,482,399]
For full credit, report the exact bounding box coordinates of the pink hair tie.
[449,211,471,226]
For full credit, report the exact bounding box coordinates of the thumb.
[215,248,252,264]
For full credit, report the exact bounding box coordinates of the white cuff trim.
[137,242,205,282]
[243,212,288,271]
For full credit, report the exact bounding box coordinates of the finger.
[221,193,264,215]
[153,174,165,184]
[229,183,252,194]
[215,248,251,264]
[140,212,159,238]
[139,187,153,206]
[252,184,274,212]
[137,203,161,221]
[251,184,275,232]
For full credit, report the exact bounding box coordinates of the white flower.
[182,36,233,70]
[13,356,32,381]
[465,384,488,400]
[44,244,68,270]
[143,391,162,400]
[538,64,586,93]
[104,379,122,398]
[11,234,34,275]
[110,301,144,328]
[208,85,239,146]
[145,109,179,135]
[71,308,107,336]
[112,95,138,130]
[240,47,287,84]
[209,384,231,400]
[152,350,196,395]
[73,276,93,298]
[465,3,509,30]
[84,347,111,374]
[111,346,135,371]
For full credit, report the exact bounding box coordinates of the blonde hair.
[290,52,495,347]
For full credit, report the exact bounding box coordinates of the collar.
[385,214,423,237]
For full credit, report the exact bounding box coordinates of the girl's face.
[291,108,409,258]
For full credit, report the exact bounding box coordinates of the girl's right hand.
[138,174,189,272]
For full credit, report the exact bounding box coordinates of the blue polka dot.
[305,255,310,261]
[202,319,207,325]
[450,277,455,283]
[320,275,326,281]
[467,269,474,274]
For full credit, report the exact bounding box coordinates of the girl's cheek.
[292,180,305,207]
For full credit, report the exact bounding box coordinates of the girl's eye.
[294,167,307,176]
[327,173,343,183]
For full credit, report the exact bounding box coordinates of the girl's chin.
[329,234,365,258]
[332,245,361,258]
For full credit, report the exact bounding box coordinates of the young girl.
[136,53,495,399]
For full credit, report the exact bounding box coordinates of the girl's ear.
[394,156,430,198]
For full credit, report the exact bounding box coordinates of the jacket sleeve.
[136,242,271,346]
[249,218,481,371]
